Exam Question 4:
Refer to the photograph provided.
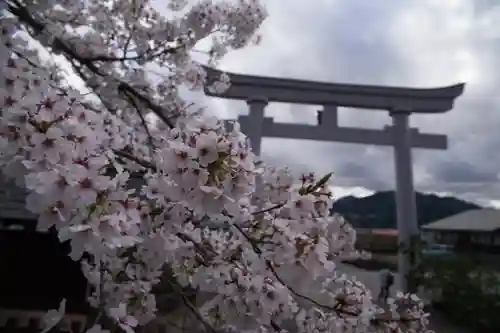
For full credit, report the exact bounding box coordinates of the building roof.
[356,228,398,236]
[0,174,35,220]
[0,171,145,227]
[422,209,500,232]
[372,229,398,236]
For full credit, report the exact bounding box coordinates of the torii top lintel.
[203,66,465,114]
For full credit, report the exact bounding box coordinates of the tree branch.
[7,2,176,128]
[122,89,155,154]
[231,223,420,325]
[166,279,220,333]
[85,43,185,63]
[112,149,157,171]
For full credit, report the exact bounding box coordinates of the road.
[336,263,401,298]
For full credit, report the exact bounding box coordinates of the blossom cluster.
[0,2,430,333]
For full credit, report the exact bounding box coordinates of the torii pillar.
[204,66,465,293]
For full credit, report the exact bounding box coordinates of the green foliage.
[398,235,426,293]
[299,172,333,195]
[419,256,500,333]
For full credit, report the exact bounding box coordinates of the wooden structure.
[0,174,200,333]
[0,176,89,332]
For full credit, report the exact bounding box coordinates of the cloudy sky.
[44,0,500,206]
[192,0,500,206]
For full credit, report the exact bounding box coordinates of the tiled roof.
[0,174,35,221]
[0,171,146,229]
[422,209,500,232]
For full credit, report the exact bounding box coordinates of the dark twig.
[122,90,155,155]
[112,149,157,171]
[166,279,220,333]
[231,223,420,325]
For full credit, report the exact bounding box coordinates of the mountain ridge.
[331,191,481,229]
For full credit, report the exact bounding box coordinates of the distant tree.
[332,191,480,229]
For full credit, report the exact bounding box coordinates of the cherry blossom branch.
[252,202,285,215]
[232,223,420,325]
[232,223,336,311]
[7,2,176,128]
[1,2,430,332]
[165,279,220,333]
[122,90,155,152]
[84,264,107,332]
[181,295,219,333]
[85,43,186,63]
[176,231,216,263]
[112,149,157,171]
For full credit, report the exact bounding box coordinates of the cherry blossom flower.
[0,2,430,333]
[195,131,220,166]
[29,127,71,164]
[108,303,139,333]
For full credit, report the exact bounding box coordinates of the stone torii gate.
[203,66,465,293]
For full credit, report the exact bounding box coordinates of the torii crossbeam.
[203,66,465,293]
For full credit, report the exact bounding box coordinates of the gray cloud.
[430,160,499,184]
[203,0,500,205]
